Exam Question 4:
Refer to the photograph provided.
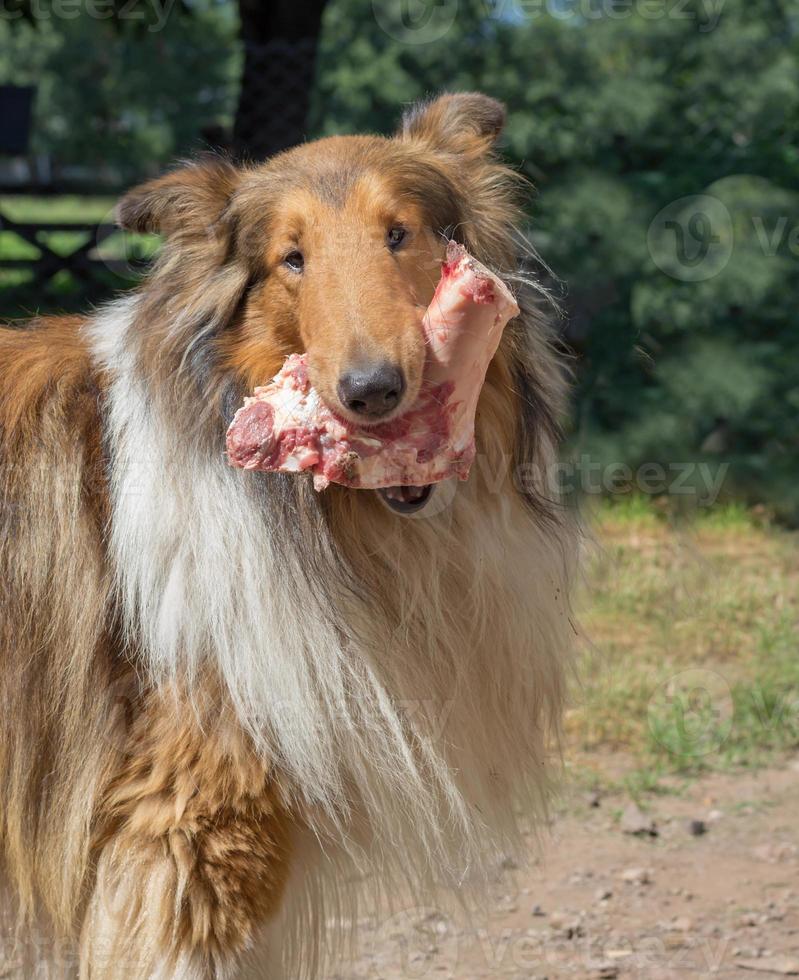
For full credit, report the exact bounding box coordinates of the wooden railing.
[0,213,121,290]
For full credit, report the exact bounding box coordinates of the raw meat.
[226,242,519,491]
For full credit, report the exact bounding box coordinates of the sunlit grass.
[568,499,799,787]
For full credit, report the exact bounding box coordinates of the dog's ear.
[116,158,240,238]
[400,92,506,154]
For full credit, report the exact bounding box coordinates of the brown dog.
[0,93,577,978]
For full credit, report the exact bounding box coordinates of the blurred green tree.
[0,2,240,180]
[1,0,796,516]
[312,0,799,519]
[0,0,331,174]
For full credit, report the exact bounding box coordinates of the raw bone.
[225,242,519,491]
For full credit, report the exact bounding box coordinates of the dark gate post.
[233,0,329,162]
[0,86,35,156]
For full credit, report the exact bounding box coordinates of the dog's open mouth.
[378,484,435,515]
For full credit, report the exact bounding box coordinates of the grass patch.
[0,195,160,320]
[569,501,799,789]
[0,196,116,223]
[0,195,117,260]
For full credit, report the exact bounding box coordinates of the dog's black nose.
[337,363,405,418]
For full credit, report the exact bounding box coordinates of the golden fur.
[0,93,577,978]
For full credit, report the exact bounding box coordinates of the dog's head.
[118,93,559,518]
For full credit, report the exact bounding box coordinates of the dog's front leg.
[79,684,292,979]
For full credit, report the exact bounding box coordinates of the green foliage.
[0,1,239,180]
[313,0,799,520]
[2,0,796,516]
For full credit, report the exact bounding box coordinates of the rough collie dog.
[0,93,577,978]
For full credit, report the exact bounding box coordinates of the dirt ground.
[336,759,799,980]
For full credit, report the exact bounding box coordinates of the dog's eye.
[283,250,304,273]
[387,227,407,251]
